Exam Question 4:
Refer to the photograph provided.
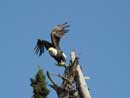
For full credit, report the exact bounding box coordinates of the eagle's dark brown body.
[34,22,69,66]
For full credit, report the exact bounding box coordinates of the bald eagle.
[34,22,69,66]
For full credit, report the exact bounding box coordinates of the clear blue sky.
[0,0,130,98]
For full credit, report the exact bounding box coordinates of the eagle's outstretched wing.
[34,39,45,56]
[34,39,52,56]
[51,22,69,49]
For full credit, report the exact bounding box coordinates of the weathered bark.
[47,51,92,98]
[71,51,91,98]
[76,65,91,98]
[47,57,79,98]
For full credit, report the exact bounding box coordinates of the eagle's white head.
[48,47,57,56]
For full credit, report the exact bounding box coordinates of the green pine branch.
[30,67,50,98]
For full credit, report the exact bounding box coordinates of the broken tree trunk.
[47,57,79,98]
[76,64,91,98]
[47,51,92,98]
[71,51,91,98]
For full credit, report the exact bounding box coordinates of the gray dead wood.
[71,51,91,98]
[47,51,91,98]
[47,57,79,98]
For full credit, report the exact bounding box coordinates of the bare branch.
[46,71,60,90]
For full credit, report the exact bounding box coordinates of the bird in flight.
[34,22,69,66]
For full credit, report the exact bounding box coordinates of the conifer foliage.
[30,68,50,98]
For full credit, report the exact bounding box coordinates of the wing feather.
[51,22,69,49]
[34,39,52,56]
